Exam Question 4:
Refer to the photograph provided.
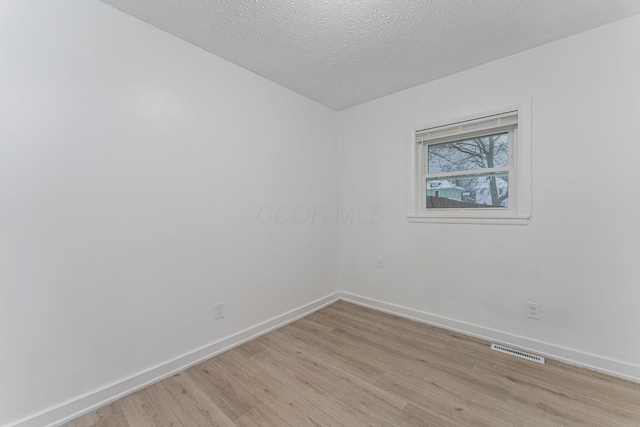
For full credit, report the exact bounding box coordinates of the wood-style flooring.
[66,301,640,426]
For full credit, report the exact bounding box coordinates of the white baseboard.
[7,293,340,427]
[9,290,639,427]
[340,292,640,384]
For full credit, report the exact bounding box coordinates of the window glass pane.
[426,172,509,209]
[428,132,509,174]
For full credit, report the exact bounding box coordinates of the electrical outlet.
[376,256,384,268]
[214,302,225,320]
[526,302,540,320]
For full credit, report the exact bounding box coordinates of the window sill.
[407,213,530,225]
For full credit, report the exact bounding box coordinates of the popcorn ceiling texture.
[100,0,640,110]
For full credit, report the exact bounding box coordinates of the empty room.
[2,0,640,426]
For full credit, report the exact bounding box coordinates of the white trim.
[11,289,639,427]
[6,293,340,427]
[339,292,640,384]
[407,214,529,225]
[416,112,518,143]
[425,166,511,180]
[407,98,532,225]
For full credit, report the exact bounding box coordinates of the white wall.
[0,1,338,425]
[2,2,639,424]
[337,16,640,379]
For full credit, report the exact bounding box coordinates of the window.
[407,102,532,224]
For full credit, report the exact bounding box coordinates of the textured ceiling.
[100,0,640,110]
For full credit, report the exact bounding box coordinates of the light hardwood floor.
[66,301,640,426]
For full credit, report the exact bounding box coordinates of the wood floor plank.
[135,383,186,426]
[277,322,387,383]
[117,391,156,427]
[233,340,267,358]
[65,412,100,427]
[311,309,474,373]
[474,357,640,424]
[250,348,398,426]
[259,383,347,427]
[161,373,236,427]
[240,371,286,402]
[258,331,407,422]
[234,403,292,427]
[393,402,462,427]
[211,347,264,383]
[185,360,260,421]
[102,403,130,427]
[324,302,452,349]
[376,371,518,427]
[65,301,640,427]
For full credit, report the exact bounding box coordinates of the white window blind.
[416,111,518,144]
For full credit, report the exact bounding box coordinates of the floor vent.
[490,343,545,364]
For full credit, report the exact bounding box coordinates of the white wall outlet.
[526,302,540,320]
[376,256,384,268]
[214,302,225,320]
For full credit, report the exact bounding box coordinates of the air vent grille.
[490,343,545,364]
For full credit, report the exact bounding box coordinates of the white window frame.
[407,99,532,225]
